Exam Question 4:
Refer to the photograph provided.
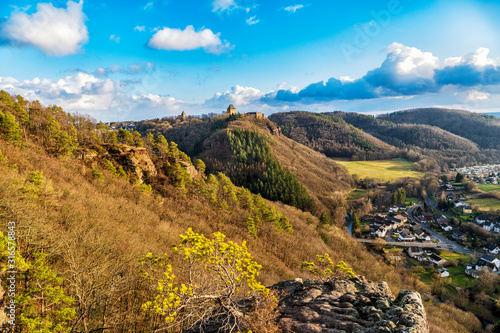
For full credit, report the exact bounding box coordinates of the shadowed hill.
[378,108,500,150]
[330,111,480,153]
[269,111,396,160]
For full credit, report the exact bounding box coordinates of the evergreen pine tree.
[0,110,23,146]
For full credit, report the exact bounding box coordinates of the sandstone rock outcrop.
[183,277,429,333]
[272,277,429,333]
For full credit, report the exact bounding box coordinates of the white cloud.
[466,90,491,103]
[246,16,259,25]
[0,72,187,121]
[147,25,232,54]
[1,0,88,56]
[205,85,265,107]
[441,47,500,68]
[284,4,304,13]
[109,35,120,43]
[131,94,185,111]
[144,2,154,10]
[0,72,118,111]
[339,76,355,83]
[134,25,146,32]
[212,0,237,12]
[385,42,438,77]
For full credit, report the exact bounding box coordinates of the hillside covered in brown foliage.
[0,91,486,332]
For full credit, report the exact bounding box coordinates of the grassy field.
[439,251,474,264]
[478,184,500,192]
[405,197,419,206]
[335,158,424,182]
[468,198,500,211]
[348,188,370,200]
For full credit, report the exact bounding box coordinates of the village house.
[440,223,453,232]
[372,225,389,238]
[436,215,449,224]
[422,212,434,223]
[429,253,447,266]
[462,206,473,214]
[372,214,385,226]
[398,231,415,242]
[478,254,500,270]
[483,244,500,255]
[466,254,500,277]
[476,214,490,224]
[494,223,500,233]
[395,203,407,210]
[413,226,427,240]
[390,204,407,213]
[452,230,467,242]
[393,214,408,223]
[437,268,450,277]
[483,222,494,232]
[408,246,423,258]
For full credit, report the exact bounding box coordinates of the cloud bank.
[0,0,88,56]
[0,72,186,121]
[264,43,500,104]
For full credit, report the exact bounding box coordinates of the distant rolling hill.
[485,112,500,118]
[268,111,397,160]
[332,111,480,152]
[268,109,500,171]
[378,108,500,150]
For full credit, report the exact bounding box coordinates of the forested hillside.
[268,111,396,160]
[270,110,500,172]
[0,91,484,333]
[136,114,354,222]
[379,108,500,150]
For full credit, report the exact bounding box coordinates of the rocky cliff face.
[79,144,158,182]
[272,277,428,333]
[184,277,429,333]
[113,147,157,182]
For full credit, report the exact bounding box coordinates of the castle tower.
[181,111,186,121]
[227,104,236,115]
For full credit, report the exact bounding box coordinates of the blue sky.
[1,0,500,121]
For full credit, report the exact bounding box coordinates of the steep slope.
[197,116,354,221]
[138,114,354,221]
[0,92,483,333]
[378,108,500,150]
[269,111,397,160]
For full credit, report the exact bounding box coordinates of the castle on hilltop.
[226,104,265,119]
[227,104,236,115]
